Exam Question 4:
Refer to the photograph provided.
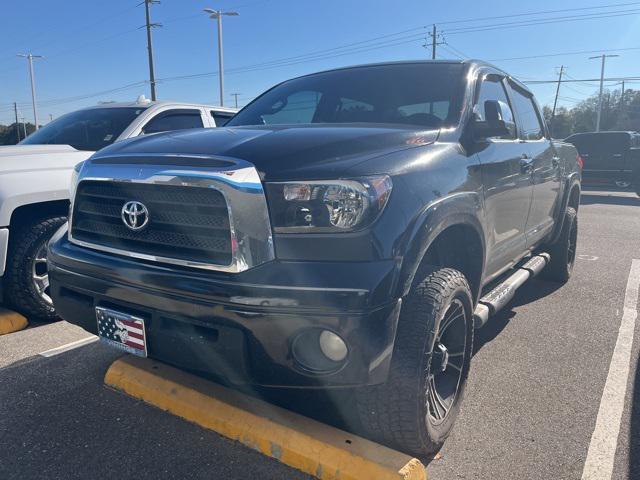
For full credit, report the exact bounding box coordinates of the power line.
[488,46,640,62]
[524,76,640,84]
[444,8,640,35]
[436,1,640,25]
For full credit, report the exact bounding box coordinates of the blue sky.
[1,0,639,125]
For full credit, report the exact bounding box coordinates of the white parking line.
[39,336,98,358]
[582,259,640,480]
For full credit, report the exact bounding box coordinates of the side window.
[211,111,234,127]
[142,109,204,134]
[474,76,516,139]
[508,85,545,140]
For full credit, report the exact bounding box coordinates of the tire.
[4,216,67,321]
[543,207,578,283]
[355,267,474,457]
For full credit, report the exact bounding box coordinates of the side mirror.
[472,100,516,140]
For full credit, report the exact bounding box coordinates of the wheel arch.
[9,200,69,229]
[396,192,486,303]
[547,174,581,245]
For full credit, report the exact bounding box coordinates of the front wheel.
[4,216,67,321]
[355,267,474,457]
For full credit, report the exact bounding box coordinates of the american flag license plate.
[96,307,147,357]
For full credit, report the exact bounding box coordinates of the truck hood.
[0,144,90,173]
[93,124,440,180]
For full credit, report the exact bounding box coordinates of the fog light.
[291,329,348,373]
[319,330,348,362]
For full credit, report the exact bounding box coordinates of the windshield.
[20,107,147,151]
[227,63,466,129]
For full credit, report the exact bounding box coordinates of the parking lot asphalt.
[0,188,638,480]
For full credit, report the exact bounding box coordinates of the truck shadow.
[473,278,563,355]
[580,193,640,207]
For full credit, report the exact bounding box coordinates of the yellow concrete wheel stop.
[0,308,28,335]
[105,356,427,480]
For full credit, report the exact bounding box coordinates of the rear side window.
[474,76,516,139]
[211,111,235,127]
[509,85,545,140]
[143,110,204,134]
[566,133,630,154]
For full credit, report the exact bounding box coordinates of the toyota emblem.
[121,201,149,231]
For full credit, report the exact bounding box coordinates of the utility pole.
[423,24,445,60]
[550,65,564,136]
[231,93,240,108]
[204,8,239,107]
[13,103,20,143]
[431,24,437,59]
[619,80,625,114]
[17,53,43,130]
[589,54,619,132]
[49,113,53,122]
[143,0,161,101]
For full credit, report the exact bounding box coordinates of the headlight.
[266,175,392,233]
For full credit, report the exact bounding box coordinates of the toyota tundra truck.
[48,60,581,456]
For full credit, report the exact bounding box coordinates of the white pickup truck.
[0,97,237,320]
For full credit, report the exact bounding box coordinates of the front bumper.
[48,231,402,388]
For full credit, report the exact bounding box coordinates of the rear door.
[141,108,205,135]
[210,110,235,127]
[474,74,533,278]
[507,82,560,247]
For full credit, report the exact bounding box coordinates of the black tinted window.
[20,107,147,151]
[143,111,204,134]
[211,111,234,127]
[566,132,630,153]
[509,85,545,140]
[475,77,516,139]
[228,63,466,129]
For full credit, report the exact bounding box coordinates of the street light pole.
[217,12,224,106]
[204,8,239,107]
[17,53,43,130]
[589,54,619,132]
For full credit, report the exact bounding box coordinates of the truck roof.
[82,100,238,114]
[283,59,532,95]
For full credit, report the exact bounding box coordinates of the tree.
[0,122,36,145]
[544,87,640,138]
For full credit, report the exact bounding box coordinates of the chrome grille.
[71,181,232,266]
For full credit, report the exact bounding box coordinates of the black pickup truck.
[565,130,640,195]
[48,60,581,456]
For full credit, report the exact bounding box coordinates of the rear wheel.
[355,267,474,457]
[4,216,67,321]
[543,207,577,283]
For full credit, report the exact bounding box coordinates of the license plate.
[96,307,147,357]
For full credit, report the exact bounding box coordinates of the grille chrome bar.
[68,154,275,273]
